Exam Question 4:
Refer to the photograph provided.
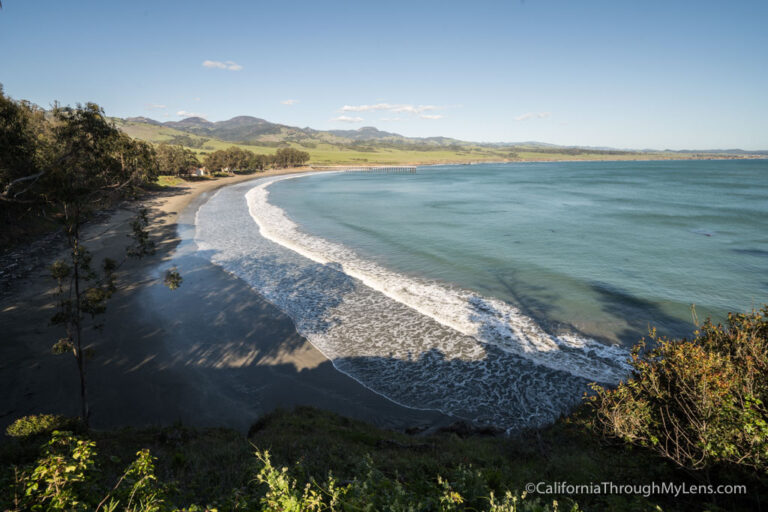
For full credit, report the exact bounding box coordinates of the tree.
[201,146,309,173]
[202,148,227,173]
[249,152,271,171]
[44,104,166,425]
[274,147,310,167]
[0,84,53,205]
[1,93,175,425]
[156,143,200,176]
[203,146,260,173]
[227,146,252,171]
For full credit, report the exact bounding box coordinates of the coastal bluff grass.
[2,406,764,511]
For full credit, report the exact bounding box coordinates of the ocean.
[194,159,768,431]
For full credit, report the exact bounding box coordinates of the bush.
[5,414,83,439]
[2,431,577,511]
[589,306,768,471]
[4,431,165,512]
[252,450,577,511]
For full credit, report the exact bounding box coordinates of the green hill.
[115,115,762,166]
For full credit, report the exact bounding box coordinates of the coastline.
[304,155,767,171]
[3,157,764,434]
[0,168,453,434]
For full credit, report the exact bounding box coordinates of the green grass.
[193,139,691,166]
[186,138,516,165]
[154,175,186,187]
[115,120,203,144]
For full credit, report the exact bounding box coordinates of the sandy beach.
[0,169,451,434]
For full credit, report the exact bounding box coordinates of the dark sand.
[0,171,452,433]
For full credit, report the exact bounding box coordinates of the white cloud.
[394,105,440,114]
[341,103,442,114]
[341,103,389,112]
[420,114,444,120]
[176,110,206,118]
[514,111,552,121]
[332,115,364,123]
[202,60,243,71]
[281,99,299,105]
[193,97,201,102]
[146,103,166,110]
[380,117,402,122]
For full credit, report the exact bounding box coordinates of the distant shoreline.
[311,154,768,168]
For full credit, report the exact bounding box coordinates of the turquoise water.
[194,159,767,430]
[269,160,768,346]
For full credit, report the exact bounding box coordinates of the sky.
[1,0,767,150]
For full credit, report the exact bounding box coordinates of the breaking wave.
[194,173,631,431]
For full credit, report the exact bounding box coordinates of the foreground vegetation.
[1,405,763,511]
[590,307,768,472]
[3,308,768,511]
[1,417,576,512]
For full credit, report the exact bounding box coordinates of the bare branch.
[1,170,45,199]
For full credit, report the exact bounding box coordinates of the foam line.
[244,174,631,384]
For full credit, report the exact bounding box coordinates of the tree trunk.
[71,218,89,426]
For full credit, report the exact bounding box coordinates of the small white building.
[190,167,208,177]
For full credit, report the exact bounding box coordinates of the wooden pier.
[312,166,416,174]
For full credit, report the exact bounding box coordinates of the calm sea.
[195,159,768,431]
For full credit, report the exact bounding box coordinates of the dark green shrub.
[590,306,768,471]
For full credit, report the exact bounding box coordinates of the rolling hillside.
[115,115,761,166]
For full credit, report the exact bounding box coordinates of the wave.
[193,173,630,431]
[245,174,630,384]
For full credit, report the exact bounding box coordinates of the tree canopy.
[156,143,200,176]
[1,88,159,209]
[203,146,310,173]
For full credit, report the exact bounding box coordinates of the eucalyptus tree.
[156,143,200,176]
[0,84,53,207]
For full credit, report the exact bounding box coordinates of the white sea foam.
[193,173,631,431]
[244,174,630,384]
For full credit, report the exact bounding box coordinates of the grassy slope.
[113,120,200,144]
[3,407,763,511]
[117,120,698,166]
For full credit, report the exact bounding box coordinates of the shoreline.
[0,167,453,434]
[311,155,768,168]
[3,157,765,434]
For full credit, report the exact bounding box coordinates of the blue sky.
[1,0,766,149]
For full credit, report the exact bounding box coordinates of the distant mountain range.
[123,115,468,148]
[119,115,768,156]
